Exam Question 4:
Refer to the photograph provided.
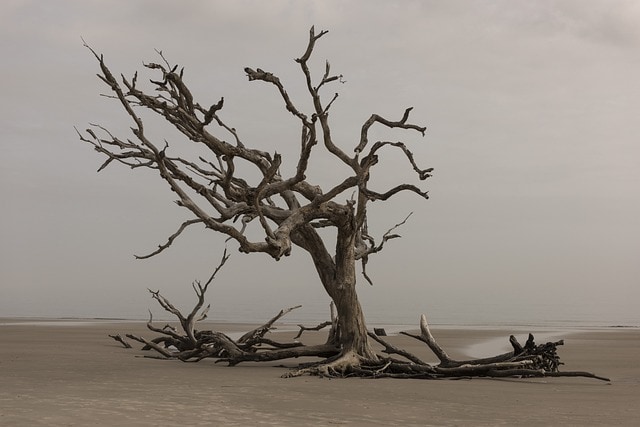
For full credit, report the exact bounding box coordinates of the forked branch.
[356,107,426,154]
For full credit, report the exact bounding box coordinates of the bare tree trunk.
[291,222,376,360]
[317,222,378,359]
[332,282,376,359]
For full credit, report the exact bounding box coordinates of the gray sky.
[1,0,638,326]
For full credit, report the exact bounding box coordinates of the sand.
[0,319,638,426]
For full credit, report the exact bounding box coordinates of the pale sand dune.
[0,320,638,426]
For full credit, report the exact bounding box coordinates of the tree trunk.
[332,281,377,359]
[292,223,377,360]
[320,227,377,359]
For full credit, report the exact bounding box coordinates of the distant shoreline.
[1,316,637,331]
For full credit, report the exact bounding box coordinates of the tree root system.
[110,281,609,382]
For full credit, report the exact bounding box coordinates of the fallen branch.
[237,304,302,345]
[294,321,332,340]
[108,334,132,348]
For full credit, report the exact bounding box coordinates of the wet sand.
[0,319,638,426]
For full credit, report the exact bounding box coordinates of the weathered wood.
[237,305,302,345]
[294,321,332,340]
[221,344,340,367]
[367,332,426,365]
[113,295,608,381]
[82,26,430,362]
[90,27,607,382]
[108,334,132,348]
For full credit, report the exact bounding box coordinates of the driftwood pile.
[110,286,609,382]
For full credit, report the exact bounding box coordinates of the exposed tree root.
[110,259,609,382]
[283,334,610,381]
[282,351,366,378]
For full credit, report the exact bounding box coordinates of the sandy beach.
[0,319,638,426]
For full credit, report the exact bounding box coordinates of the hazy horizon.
[1,1,638,327]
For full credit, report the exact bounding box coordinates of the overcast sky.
[1,0,638,326]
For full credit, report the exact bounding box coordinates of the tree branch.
[356,107,426,154]
[135,219,203,259]
[356,213,413,285]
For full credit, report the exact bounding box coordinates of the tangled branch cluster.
[110,258,609,382]
[78,27,431,281]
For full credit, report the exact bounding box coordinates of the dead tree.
[80,27,431,370]
[84,27,606,380]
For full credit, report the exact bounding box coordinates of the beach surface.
[0,319,638,426]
